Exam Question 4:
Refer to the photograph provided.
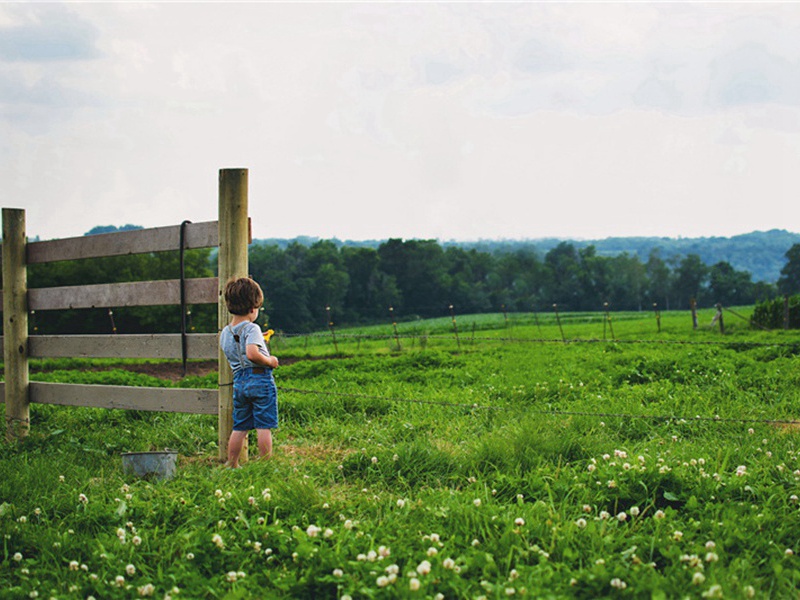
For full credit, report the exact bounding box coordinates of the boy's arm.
[246,344,279,368]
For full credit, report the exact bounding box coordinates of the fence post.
[653,303,661,333]
[449,304,461,349]
[690,298,698,330]
[715,303,725,334]
[389,306,401,351]
[326,306,339,355]
[217,168,249,462]
[3,208,30,441]
[553,303,566,343]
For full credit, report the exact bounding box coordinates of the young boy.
[219,277,279,468]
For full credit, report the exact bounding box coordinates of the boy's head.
[224,277,264,316]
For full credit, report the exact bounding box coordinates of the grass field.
[2,308,800,598]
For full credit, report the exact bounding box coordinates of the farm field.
[2,308,800,598]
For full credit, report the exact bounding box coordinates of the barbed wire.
[274,331,799,348]
[278,385,800,427]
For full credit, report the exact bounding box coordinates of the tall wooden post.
[3,209,29,441]
[218,169,249,462]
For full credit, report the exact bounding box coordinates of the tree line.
[250,239,790,332]
[23,233,800,335]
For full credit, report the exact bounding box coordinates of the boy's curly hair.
[224,277,264,316]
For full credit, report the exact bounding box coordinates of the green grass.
[2,309,800,598]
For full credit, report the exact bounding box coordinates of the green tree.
[671,254,708,308]
[777,244,800,296]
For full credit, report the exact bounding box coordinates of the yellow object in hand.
[263,329,274,343]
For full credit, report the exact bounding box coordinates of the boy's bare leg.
[227,430,248,467]
[256,428,273,460]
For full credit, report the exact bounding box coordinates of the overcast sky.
[2,2,800,243]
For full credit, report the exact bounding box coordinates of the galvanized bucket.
[121,450,178,481]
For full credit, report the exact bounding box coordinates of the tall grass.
[2,309,799,598]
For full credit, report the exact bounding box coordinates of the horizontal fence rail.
[21,334,219,359]
[0,382,218,414]
[27,277,218,310]
[25,220,219,264]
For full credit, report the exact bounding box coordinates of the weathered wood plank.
[26,221,219,264]
[3,208,29,440]
[26,334,218,359]
[29,277,218,310]
[28,382,219,414]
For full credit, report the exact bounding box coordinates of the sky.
[2,2,800,243]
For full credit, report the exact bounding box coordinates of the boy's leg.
[227,430,248,467]
[255,428,273,459]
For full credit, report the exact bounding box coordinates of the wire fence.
[279,385,800,427]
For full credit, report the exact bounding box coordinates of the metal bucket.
[121,451,178,481]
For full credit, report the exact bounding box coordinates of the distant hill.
[253,229,800,283]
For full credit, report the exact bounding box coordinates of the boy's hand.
[269,356,279,369]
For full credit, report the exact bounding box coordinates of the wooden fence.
[2,168,251,461]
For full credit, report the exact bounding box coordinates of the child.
[219,277,279,468]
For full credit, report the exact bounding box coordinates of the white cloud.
[2,2,800,242]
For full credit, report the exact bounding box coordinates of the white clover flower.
[69,560,79,571]
[702,584,723,598]
[473,498,482,507]
[599,511,610,520]
[378,546,391,558]
[653,510,666,520]
[583,504,592,513]
[514,518,525,526]
[416,560,432,575]
[126,564,136,576]
[17,516,27,523]
[426,547,438,557]
[505,588,516,596]
[248,496,256,505]
[744,585,755,598]
[409,578,420,591]
[607,480,616,488]
[324,528,334,539]
[59,475,65,482]
[587,464,596,472]
[610,578,627,590]
[385,564,399,575]
[132,535,142,546]
[786,548,794,556]
[705,552,719,562]
[692,572,706,585]
[376,575,390,587]
[736,465,747,477]
[186,552,195,560]
[226,571,238,582]
[78,493,88,504]
[575,518,587,529]
[333,568,343,577]
[214,489,223,498]
[673,531,684,541]
[443,558,455,570]
[397,499,406,508]
[509,568,519,580]
[517,494,524,501]
[212,533,224,548]
[429,533,440,543]
[306,524,321,538]
[137,583,155,597]
[705,541,716,549]
[115,575,125,587]
[630,506,640,517]
[344,519,354,530]
[617,512,628,522]
[471,539,480,547]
